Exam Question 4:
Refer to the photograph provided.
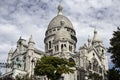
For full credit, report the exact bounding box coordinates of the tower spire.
[94,28,97,34]
[57,1,63,15]
[88,35,91,47]
[92,28,102,44]
[9,48,13,54]
[29,35,34,43]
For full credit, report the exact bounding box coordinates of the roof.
[34,48,45,55]
[47,15,74,30]
[93,29,101,42]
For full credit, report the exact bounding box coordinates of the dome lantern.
[57,2,63,15]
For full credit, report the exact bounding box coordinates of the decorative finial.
[29,35,34,43]
[30,35,32,38]
[88,35,91,42]
[9,48,13,54]
[20,36,22,39]
[94,27,97,34]
[93,28,102,43]
[58,1,63,15]
[88,35,91,47]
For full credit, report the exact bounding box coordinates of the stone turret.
[28,35,35,51]
[17,36,26,53]
[6,48,13,72]
[91,29,108,70]
[88,35,92,47]
[92,29,102,46]
[17,36,26,46]
[8,48,13,59]
[26,35,35,76]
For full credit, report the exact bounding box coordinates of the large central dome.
[47,3,74,30]
[47,15,74,30]
[44,3,77,54]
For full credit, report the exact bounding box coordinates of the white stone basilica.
[2,3,108,80]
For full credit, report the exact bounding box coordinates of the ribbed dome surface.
[48,15,74,30]
[54,27,71,40]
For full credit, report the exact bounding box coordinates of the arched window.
[69,45,72,51]
[88,61,92,69]
[61,44,63,51]
[57,45,59,51]
[55,46,56,51]
[102,49,104,53]
[69,45,71,51]
[69,58,75,65]
[71,46,72,51]
[69,58,75,63]
[92,58,98,72]
[93,53,95,56]
[55,45,59,52]
[49,41,51,49]
[46,43,48,50]
[64,44,66,47]
[23,56,26,70]
[99,67,102,73]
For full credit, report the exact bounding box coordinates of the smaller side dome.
[93,29,101,42]
[29,35,35,43]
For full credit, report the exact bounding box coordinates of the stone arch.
[69,58,75,63]
[92,58,99,72]
[61,44,64,51]
[49,41,51,49]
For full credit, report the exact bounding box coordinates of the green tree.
[107,67,120,80]
[108,27,120,80]
[108,27,120,68]
[108,28,120,68]
[34,56,75,80]
[15,74,34,80]
[0,76,13,80]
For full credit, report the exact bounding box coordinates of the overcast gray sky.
[0,0,119,71]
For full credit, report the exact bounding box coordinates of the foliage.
[15,74,34,80]
[107,67,120,80]
[15,75,21,80]
[34,56,75,80]
[0,76,13,80]
[88,72,102,80]
[108,27,120,68]
[108,27,120,80]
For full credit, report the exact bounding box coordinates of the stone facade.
[2,3,108,80]
[4,35,44,78]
